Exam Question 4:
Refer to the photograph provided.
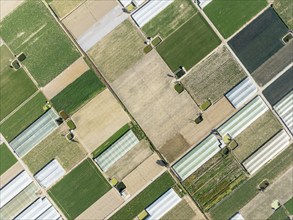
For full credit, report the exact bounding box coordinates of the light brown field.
[62,0,117,39]
[42,57,89,99]
[50,0,84,19]
[0,162,23,188]
[0,0,24,21]
[72,89,130,153]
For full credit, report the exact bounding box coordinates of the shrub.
[174,83,184,94]
[67,120,76,130]
[151,36,162,47]
[143,45,153,54]
[195,114,203,124]
[258,179,270,191]
[200,99,212,111]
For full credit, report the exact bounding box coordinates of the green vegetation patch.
[284,197,293,215]
[267,207,290,220]
[183,153,247,211]
[199,99,212,111]
[110,172,175,220]
[204,0,267,38]
[157,13,221,72]
[0,143,17,175]
[234,111,282,162]
[274,0,293,29]
[51,69,105,114]
[22,129,86,174]
[0,45,37,121]
[48,159,111,219]
[1,92,47,142]
[0,0,80,86]
[143,45,153,54]
[142,0,197,38]
[209,145,293,220]
[174,83,184,94]
[151,36,162,47]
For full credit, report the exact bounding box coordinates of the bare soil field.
[182,45,246,104]
[50,0,84,19]
[106,139,153,180]
[72,89,130,153]
[0,162,23,188]
[0,0,24,21]
[42,57,89,99]
[111,51,199,161]
[62,0,117,39]
[76,188,123,220]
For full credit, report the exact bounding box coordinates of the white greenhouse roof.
[198,0,213,8]
[119,0,132,7]
[9,109,59,157]
[242,130,290,175]
[34,159,65,189]
[146,188,181,220]
[133,0,146,6]
[0,171,32,208]
[173,135,221,180]
[230,212,245,220]
[132,0,174,27]
[15,197,60,220]
[274,90,293,134]
[225,77,257,109]
[218,96,268,138]
[95,130,139,171]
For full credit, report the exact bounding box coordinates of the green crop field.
[267,207,290,220]
[51,69,105,115]
[0,45,37,121]
[284,197,293,215]
[183,153,247,211]
[204,0,267,38]
[0,0,80,86]
[0,143,17,175]
[157,13,220,72]
[274,0,293,29]
[209,145,293,220]
[142,0,197,39]
[22,129,86,174]
[48,158,111,219]
[0,92,47,142]
[110,172,175,220]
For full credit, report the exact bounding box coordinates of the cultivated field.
[0,92,47,142]
[0,143,17,175]
[22,127,87,174]
[51,69,105,115]
[48,159,111,219]
[209,145,293,220]
[204,0,267,38]
[157,13,220,72]
[182,45,246,104]
[183,153,247,211]
[72,89,130,153]
[274,0,293,29]
[110,172,175,220]
[0,162,22,187]
[142,0,197,39]
[88,19,145,82]
[49,0,84,18]
[0,0,80,86]
[0,0,24,21]
[0,45,37,121]
[234,111,282,162]
[228,8,288,73]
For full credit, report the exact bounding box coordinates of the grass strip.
[0,143,17,175]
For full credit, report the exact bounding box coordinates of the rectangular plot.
[0,143,17,175]
[9,109,59,157]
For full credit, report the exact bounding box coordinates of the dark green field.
[51,69,105,114]
[0,143,17,175]
[284,197,293,215]
[0,92,47,142]
[157,13,220,72]
[110,172,175,220]
[204,0,267,38]
[48,159,111,219]
[267,207,290,220]
[0,0,80,86]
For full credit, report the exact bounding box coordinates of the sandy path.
[0,0,24,21]
[42,57,89,99]
[0,162,23,187]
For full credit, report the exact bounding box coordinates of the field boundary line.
[47,189,72,219]
[59,0,87,21]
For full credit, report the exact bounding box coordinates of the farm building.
[172,135,221,180]
[218,96,268,138]
[94,130,139,171]
[9,109,59,157]
[145,188,181,220]
[273,90,293,134]
[131,0,174,27]
[242,130,290,175]
[225,77,257,109]
[34,159,65,189]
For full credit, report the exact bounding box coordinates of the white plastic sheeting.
[0,171,33,208]
[9,109,59,157]
[230,212,245,220]
[218,96,268,138]
[146,189,181,220]
[242,130,290,175]
[119,0,131,7]
[95,130,139,172]
[274,90,293,134]
[132,0,174,27]
[198,0,213,8]
[34,159,65,189]
[225,77,257,109]
[173,135,221,180]
[15,197,60,220]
